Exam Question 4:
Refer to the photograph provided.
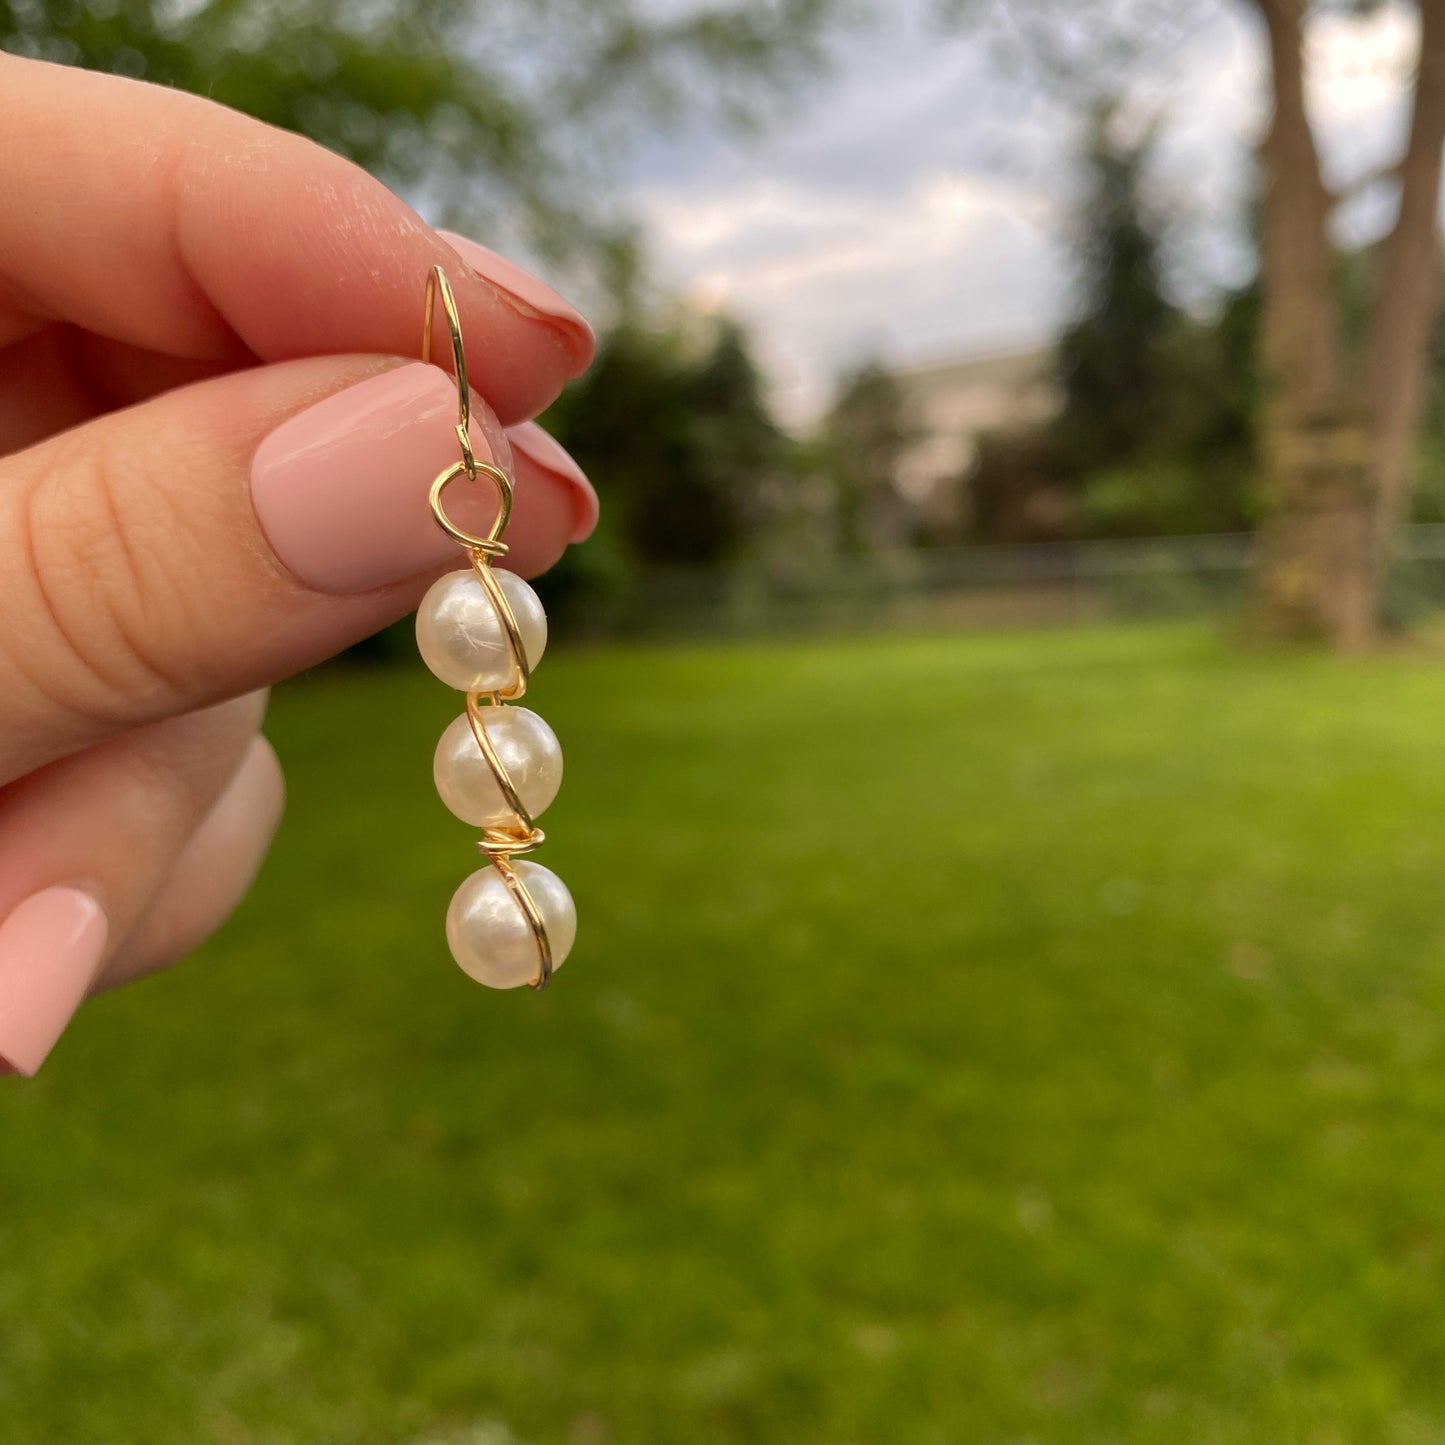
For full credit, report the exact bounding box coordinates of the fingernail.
[438,231,595,376]
[0,888,108,1077]
[251,363,512,595]
[507,422,599,543]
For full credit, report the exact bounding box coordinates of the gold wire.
[470,551,531,699]
[424,266,553,989]
[493,855,554,989]
[429,458,515,553]
[477,826,546,857]
[422,265,474,476]
[465,692,536,835]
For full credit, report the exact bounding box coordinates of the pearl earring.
[415,265,576,990]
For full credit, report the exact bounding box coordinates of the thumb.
[0,356,591,784]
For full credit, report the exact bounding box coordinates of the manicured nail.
[507,422,599,543]
[0,888,108,1077]
[251,363,512,595]
[438,231,595,375]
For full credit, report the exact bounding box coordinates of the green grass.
[7,622,1445,1443]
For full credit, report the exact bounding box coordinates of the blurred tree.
[939,0,1445,647]
[691,316,786,547]
[967,105,1253,543]
[968,429,1071,542]
[823,362,912,549]
[1245,0,1445,648]
[547,310,785,567]
[1052,104,1185,476]
[1062,110,1257,537]
[0,0,844,269]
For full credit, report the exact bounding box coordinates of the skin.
[0,54,596,995]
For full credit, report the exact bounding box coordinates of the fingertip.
[508,421,599,544]
[504,452,578,578]
[0,59,586,423]
[247,734,287,835]
[437,231,597,378]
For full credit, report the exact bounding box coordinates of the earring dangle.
[414,265,577,989]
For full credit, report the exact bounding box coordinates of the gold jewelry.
[414,266,576,990]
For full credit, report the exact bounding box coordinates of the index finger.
[0,55,593,425]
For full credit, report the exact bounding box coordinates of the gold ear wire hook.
[423,265,476,476]
[423,266,517,553]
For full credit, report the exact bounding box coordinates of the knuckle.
[2,430,203,728]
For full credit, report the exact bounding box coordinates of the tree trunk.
[1252,0,1445,648]
[1250,0,1365,645]
[1364,0,1445,585]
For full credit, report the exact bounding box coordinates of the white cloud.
[640,167,1062,425]
[629,1,1421,431]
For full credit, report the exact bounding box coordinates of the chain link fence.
[549,526,1445,641]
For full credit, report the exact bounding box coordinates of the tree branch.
[1326,162,1400,213]
[1250,0,1339,407]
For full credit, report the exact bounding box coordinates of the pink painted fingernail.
[251,362,512,595]
[507,422,599,543]
[0,888,108,1077]
[438,231,595,375]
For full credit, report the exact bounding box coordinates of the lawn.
[5,622,1445,1443]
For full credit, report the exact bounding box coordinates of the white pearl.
[415,568,548,694]
[433,707,563,829]
[446,861,577,989]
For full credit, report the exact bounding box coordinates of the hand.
[0,54,599,1074]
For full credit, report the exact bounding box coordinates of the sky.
[618,0,1419,428]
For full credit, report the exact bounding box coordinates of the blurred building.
[891,344,1059,538]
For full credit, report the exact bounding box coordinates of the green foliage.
[1079,458,1226,538]
[0,0,845,263]
[823,361,913,549]
[547,311,786,569]
[10,623,1445,1438]
[1052,108,1186,475]
[690,317,788,540]
[527,505,638,639]
[968,426,1071,542]
[1070,294,1260,538]
[971,108,1258,543]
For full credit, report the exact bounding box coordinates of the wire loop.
[429,458,515,554]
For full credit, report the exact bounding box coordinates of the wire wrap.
[424,264,554,989]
